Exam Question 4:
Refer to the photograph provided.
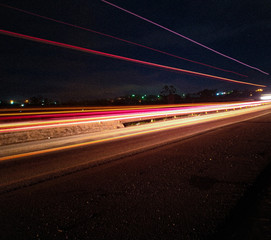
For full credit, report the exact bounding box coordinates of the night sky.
[1,0,271,101]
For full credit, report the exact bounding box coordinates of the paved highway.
[1,103,271,191]
[0,104,271,239]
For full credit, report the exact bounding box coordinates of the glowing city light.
[260,94,271,100]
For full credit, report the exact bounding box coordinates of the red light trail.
[101,0,269,75]
[0,101,270,133]
[1,101,271,162]
[0,29,266,88]
[0,3,247,78]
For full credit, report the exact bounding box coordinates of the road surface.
[0,108,271,239]
[1,104,271,192]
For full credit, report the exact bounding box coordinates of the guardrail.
[1,101,271,133]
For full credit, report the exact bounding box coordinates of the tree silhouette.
[197,89,217,98]
[160,85,176,97]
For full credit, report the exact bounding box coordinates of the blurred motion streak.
[0,3,248,77]
[1,100,271,161]
[1,101,271,133]
[0,30,266,87]
[101,0,269,75]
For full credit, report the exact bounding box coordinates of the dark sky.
[1,0,271,101]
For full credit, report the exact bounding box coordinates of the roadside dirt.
[0,120,124,145]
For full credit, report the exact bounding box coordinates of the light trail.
[0,111,247,161]
[0,29,266,88]
[0,104,224,122]
[0,104,209,119]
[101,0,269,75]
[0,105,180,114]
[0,104,215,121]
[1,101,270,133]
[1,102,271,162]
[0,3,248,77]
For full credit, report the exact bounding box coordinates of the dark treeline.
[0,86,264,107]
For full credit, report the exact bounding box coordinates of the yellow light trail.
[0,107,258,162]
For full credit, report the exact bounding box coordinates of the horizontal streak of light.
[0,104,192,115]
[261,94,271,100]
[0,101,269,133]
[0,101,266,127]
[0,107,261,161]
[0,106,217,122]
[0,106,170,117]
[0,104,256,129]
[0,29,266,88]
[0,108,166,120]
[0,105,224,121]
[0,3,247,78]
[102,0,269,75]
[0,103,219,113]
[0,103,219,116]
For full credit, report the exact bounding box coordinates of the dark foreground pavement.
[0,112,271,239]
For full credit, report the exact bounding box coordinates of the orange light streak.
[0,29,266,88]
[1,104,270,162]
[0,4,249,77]
[1,101,270,133]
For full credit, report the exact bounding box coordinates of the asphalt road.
[1,105,271,191]
[0,111,271,239]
